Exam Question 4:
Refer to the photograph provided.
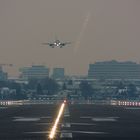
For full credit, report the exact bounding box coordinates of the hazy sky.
[0,0,140,77]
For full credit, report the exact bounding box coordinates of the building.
[20,65,49,80]
[0,66,8,81]
[88,60,140,80]
[52,68,65,79]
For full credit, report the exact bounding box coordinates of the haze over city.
[0,0,140,77]
[1,1,140,140]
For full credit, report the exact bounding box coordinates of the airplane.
[42,38,71,48]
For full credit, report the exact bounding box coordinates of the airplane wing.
[64,42,71,45]
[42,43,56,48]
[42,43,50,45]
[60,42,71,47]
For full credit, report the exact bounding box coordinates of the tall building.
[88,60,140,80]
[20,65,49,80]
[52,68,65,79]
[0,66,8,81]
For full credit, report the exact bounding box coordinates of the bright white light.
[49,101,65,139]
[125,102,127,106]
[118,101,120,105]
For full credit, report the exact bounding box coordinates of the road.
[0,103,140,140]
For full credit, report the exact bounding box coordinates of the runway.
[0,103,140,140]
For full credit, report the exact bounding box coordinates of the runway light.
[125,102,127,106]
[49,101,65,139]
[132,102,135,106]
[118,101,120,105]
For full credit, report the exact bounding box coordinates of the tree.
[0,81,7,88]
[62,82,67,90]
[10,82,22,99]
[36,82,43,94]
[127,83,137,99]
[117,82,125,89]
[41,78,59,94]
[79,81,93,99]
[68,80,73,85]
[28,78,39,89]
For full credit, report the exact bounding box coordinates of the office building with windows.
[20,65,49,80]
[88,60,140,80]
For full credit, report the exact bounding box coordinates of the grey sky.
[0,0,140,77]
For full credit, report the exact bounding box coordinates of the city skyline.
[0,0,140,77]
[1,60,140,78]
